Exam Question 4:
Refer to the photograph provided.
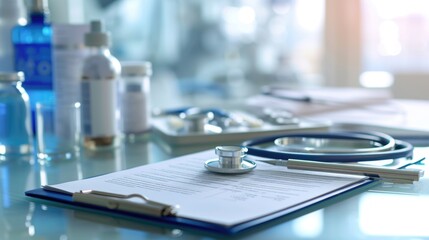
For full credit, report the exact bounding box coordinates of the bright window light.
[295,0,324,32]
[359,71,394,88]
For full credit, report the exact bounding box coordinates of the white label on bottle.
[53,50,87,105]
[81,80,118,137]
[120,92,149,133]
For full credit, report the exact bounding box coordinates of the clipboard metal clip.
[73,190,179,217]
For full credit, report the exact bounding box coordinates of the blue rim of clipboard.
[25,178,377,236]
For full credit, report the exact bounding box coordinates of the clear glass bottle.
[0,72,33,157]
[81,20,121,150]
[119,61,152,140]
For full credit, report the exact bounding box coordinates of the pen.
[260,159,424,184]
[261,88,313,103]
[72,190,179,217]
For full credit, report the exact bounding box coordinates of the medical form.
[44,150,367,226]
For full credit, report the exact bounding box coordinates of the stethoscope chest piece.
[204,146,256,174]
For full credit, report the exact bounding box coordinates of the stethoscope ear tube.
[242,132,414,162]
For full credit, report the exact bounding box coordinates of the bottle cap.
[121,61,152,77]
[31,0,48,14]
[85,20,110,47]
[0,72,25,82]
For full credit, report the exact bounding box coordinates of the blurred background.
[46,0,429,107]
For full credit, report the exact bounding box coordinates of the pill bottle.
[80,20,121,150]
[0,72,33,157]
[119,61,152,140]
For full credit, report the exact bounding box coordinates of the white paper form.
[47,150,367,226]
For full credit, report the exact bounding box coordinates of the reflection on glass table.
[0,135,428,239]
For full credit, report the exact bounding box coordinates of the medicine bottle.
[0,72,33,156]
[13,0,52,90]
[52,24,89,133]
[12,0,54,133]
[119,61,152,139]
[80,20,121,150]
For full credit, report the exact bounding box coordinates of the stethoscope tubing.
[242,132,414,162]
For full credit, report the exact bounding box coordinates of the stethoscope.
[204,131,414,174]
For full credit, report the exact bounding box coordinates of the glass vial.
[0,72,33,157]
[81,20,121,150]
[119,61,152,139]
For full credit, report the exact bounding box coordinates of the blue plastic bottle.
[12,0,54,132]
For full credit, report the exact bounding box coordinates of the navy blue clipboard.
[25,178,377,235]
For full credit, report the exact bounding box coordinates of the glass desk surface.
[1,134,428,240]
